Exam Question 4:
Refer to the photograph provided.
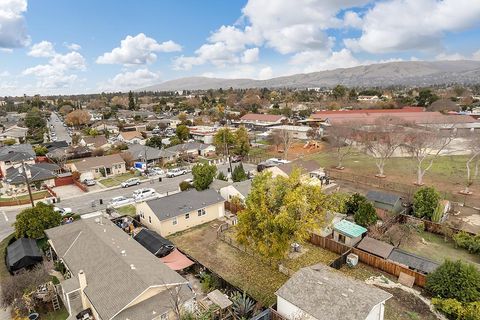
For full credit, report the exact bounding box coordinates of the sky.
[1,0,480,96]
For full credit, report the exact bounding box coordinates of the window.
[148,216,151,223]
[185,213,190,219]
[338,233,346,244]
[197,209,206,216]
[173,217,178,225]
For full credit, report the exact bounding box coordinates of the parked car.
[183,178,193,184]
[121,178,140,188]
[83,179,96,186]
[133,188,156,201]
[109,196,132,207]
[166,168,187,178]
[152,168,165,176]
[53,207,72,216]
[231,155,243,163]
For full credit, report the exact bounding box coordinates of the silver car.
[121,178,140,188]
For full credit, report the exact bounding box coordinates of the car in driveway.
[121,178,140,188]
[53,207,72,216]
[109,196,132,207]
[166,168,187,178]
[83,179,96,186]
[133,188,156,201]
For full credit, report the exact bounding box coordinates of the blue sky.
[1,0,480,96]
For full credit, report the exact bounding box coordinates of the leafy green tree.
[236,170,344,261]
[128,91,136,110]
[175,125,190,142]
[217,171,227,181]
[354,201,377,227]
[332,85,347,100]
[343,193,368,216]
[416,89,439,107]
[14,203,62,239]
[426,260,480,303]
[179,181,193,191]
[145,136,163,149]
[34,145,48,156]
[192,163,217,191]
[213,127,235,155]
[232,163,248,182]
[233,126,250,156]
[413,186,440,220]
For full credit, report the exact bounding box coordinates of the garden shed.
[6,238,43,272]
[333,220,367,247]
[366,190,403,214]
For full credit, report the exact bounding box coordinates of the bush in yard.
[217,171,227,181]
[14,203,62,239]
[232,163,248,182]
[192,163,217,190]
[432,298,480,320]
[343,193,368,216]
[200,272,220,292]
[413,186,440,220]
[179,181,192,191]
[453,232,480,255]
[354,201,378,227]
[426,260,480,303]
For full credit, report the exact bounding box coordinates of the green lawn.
[400,230,480,269]
[282,242,338,272]
[99,172,146,188]
[41,307,68,320]
[0,233,15,279]
[116,204,136,217]
[0,190,50,202]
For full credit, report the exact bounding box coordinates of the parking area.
[53,184,85,200]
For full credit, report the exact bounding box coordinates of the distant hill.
[140,60,480,91]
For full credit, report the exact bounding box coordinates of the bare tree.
[267,130,282,152]
[403,124,455,185]
[462,133,480,194]
[359,116,406,177]
[325,122,358,169]
[272,129,294,160]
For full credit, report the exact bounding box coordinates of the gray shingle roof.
[165,141,213,154]
[366,190,401,206]
[231,180,252,198]
[45,218,191,320]
[357,236,394,259]
[276,159,319,176]
[388,248,439,274]
[127,144,175,161]
[146,189,225,221]
[6,162,60,184]
[276,264,392,320]
[0,144,35,159]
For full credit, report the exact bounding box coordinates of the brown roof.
[72,153,125,172]
[240,113,284,122]
[82,135,108,147]
[119,131,143,140]
[357,236,394,259]
[277,159,319,176]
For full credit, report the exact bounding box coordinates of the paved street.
[48,112,71,144]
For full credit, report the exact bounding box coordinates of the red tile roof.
[240,113,284,122]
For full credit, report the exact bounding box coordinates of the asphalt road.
[48,112,72,144]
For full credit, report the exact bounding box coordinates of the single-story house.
[92,123,119,134]
[137,189,225,237]
[6,238,43,273]
[333,219,367,247]
[164,142,216,158]
[356,236,394,259]
[4,162,61,189]
[269,125,311,140]
[0,144,36,176]
[266,159,320,178]
[388,248,439,274]
[127,144,176,165]
[68,154,126,180]
[45,218,194,320]
[79,135,110,150]
[133,228,175,258]
[42,140,69,153]
[117,131,145,145]
[219,179,252,202]
[0,125,28,144]
[366,190,403,214]
[275,264,392,320]
[238,113,286,128]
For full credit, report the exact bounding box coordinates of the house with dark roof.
[127,144,176,165]
[0,144,36,177]
[164,141,216,158]
[266,159,320,178]
[137,189,225,236]
[45,218,194,320]
[0,125,28,145]
[275,264,392,320]
[4,162,61,191]
[366,190,403,214]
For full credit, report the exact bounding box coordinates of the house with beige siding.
[137,189,225,237]
[68,154,126,181]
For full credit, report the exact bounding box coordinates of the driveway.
[53,185,84,200]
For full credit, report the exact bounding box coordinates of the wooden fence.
[399,213,476,237]
[309,233,428,287]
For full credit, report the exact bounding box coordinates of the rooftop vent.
[341,293,348,298]
[121,250,126,256]
[130,264,136,270]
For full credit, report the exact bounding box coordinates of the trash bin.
[158,177,162,182]
[99,199,103,205]
[52,198,56,204]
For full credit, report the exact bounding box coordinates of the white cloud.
[0,71,10,77]
[472,49,480,61]
[258,66,273,79]
[96,33,182,65]
[345,0,480,53]
[100,68,160,91]
[343,11,363,29]
[241,47,259,64]
[28,41,56,57]
[64,42,81,51]
[0,0,30,48]
[435,52,466,61]
[174,42,240,70]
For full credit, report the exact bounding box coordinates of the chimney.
[78,270,88,308]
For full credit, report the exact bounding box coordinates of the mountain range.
[141,60,480,91]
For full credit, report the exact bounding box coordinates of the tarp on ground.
[6,238,43,272]
[159,249,194,271]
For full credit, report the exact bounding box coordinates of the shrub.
[453,232,480,255]
[432,298,480,320]
[343,193,368,216]
[179,181,192,191]
[354,201,378,227]
[192,163,216,190]
[426,260,480,303]
[217,171,227,181]
[413,186,440,220]
[232,163,248,182]
[200,272,219,292]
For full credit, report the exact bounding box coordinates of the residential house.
[117,131,145,145]
[219,179,252,202]
[137,189,225,237]
[238,113,286,129]
[0,125,28,145]
[333,219,367,247]
[189,126,217,144]
[92,123,119,134]
[366,190,403,215]
[68,154,126,180]
[357,95,381,103]
[266,159,320,178]
[127,144,176,165]
[4,162,61,191]
[42,140,69,153]
[79,135,110,150]
[0,144,36,177]
[275,264,392,320]
[45,218,194,320]
[269,125,311,140]
[164,142,216,158]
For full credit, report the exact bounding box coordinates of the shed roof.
[388,248,439,274]
[276,264,392,320]
[334,220,367,238]
[357,236,394,259]
[133,228,173,257]
[366,190,401,206]
[6,238,42,271]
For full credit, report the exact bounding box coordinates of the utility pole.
[20,160,35,208]
[223,127,232,174]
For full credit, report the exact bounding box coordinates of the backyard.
[115,204,136,217]
[98,172,146,188]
